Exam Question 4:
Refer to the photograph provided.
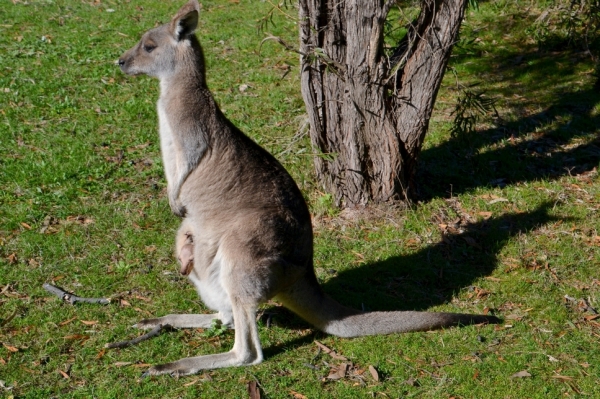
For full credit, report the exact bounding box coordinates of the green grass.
[1,0,599,398]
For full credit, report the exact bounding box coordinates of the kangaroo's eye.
[143,44,156,53]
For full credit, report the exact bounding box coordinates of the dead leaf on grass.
[6,253,17,264]
[327,362,349,380]
[2,343,19,353]
[58,369,70,380]
[510,370,532,378]
[183,373,212,387]
[58,317,77,326]
[369,365,379,381]
[39,215,59,234]
[183,378,200,387]
[290,390,308,399]
[314,340,348,361]
[247,380,261,399]
[66,215,94,225]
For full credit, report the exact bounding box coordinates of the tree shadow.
[418,42,600,201]
[262,201,560,359]
[419,87,600,201]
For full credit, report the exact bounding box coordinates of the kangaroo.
[118,0,500,377]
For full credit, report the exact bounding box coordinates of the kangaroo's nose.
[117,59,125,67]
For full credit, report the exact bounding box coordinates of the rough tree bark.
[298,0,467,207]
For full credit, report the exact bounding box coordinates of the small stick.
[584,297,598,315]
[105,324,168,349]
[1,308,19,327]
[43,283,110,305]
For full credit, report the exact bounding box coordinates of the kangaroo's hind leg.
[143,299,262,376]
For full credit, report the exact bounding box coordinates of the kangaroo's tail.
[277,273,500,338]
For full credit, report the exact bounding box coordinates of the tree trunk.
[299,0,467,207]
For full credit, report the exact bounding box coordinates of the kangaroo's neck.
[159,36,208,100]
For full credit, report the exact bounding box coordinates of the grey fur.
[118,0,500,377]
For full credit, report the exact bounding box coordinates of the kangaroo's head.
[118,0,201,79]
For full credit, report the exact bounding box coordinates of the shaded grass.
[1,0,599,398]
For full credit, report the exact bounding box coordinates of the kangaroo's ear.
[171,0,200,41]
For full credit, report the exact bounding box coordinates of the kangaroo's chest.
[156,99,179,185]
[157,100,174,153]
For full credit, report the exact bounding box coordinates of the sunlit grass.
[1,0,599,397]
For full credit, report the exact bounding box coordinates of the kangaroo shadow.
[319,201,560,311]
[263,201,559,358]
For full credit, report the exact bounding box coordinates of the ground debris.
[510,370,532,378]
[247,379,261,399]
[321,361,378,385]
[105,324,169,349]
[43,283,110,305]
[314,340,348,361]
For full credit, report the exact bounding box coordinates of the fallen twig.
[314,340,348,361]
[1,309,19,327]
[105,324,168,349]
[584,297,598,315]
[43,283,110,305]
[564,295,599,314]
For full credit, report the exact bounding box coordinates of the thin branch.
[259,34,306,56]
[265,0,298,23]
[43,283,110,305]
[104,324,169,349]
[260,35,345,78]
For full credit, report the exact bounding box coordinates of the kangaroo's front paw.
[173,204,187,218]
[169,197,187,218]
